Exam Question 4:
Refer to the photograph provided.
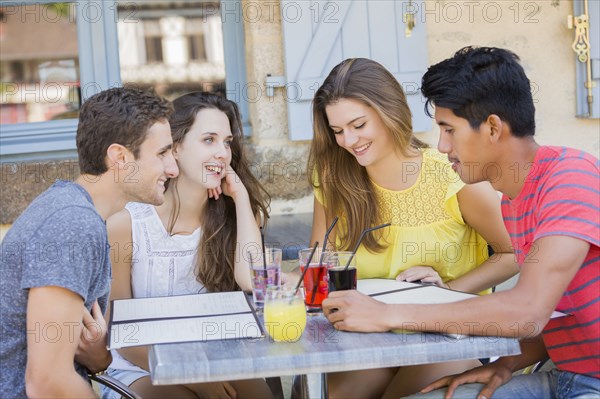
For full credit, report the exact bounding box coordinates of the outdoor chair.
[266,377,284,399]
[89,373,141,399]
[520,358,549,375]
[90,373,282,399]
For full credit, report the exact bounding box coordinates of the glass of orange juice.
[264,286,307,342]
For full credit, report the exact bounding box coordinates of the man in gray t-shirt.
[0,87,178,398]
[1,180,111,396]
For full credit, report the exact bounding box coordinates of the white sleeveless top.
[109,202,205,372]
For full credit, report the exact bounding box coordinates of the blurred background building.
[0,1,226,124]
[0,2,80,123]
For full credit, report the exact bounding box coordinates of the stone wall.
[420,0,600,152]
[0,142,314,224]
[1,160,80,224]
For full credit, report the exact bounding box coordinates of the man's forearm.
[448,252,518,294]
[495,334,549,372]
[386,288,548,339]
[27,370,98,398]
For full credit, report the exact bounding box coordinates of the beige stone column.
[241,0,313,215]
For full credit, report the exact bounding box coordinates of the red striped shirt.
[502,146,600,378]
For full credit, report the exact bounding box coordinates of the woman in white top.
[105,92,272,398]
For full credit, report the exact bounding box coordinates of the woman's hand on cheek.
[208,186,222,200]
[221,166,249,201]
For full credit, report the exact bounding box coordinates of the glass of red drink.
[298,247,331,313]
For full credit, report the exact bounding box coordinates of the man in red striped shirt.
[419,47,599,399]
[323,46,599,398]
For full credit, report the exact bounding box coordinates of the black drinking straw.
[247,251,255,293]
[310,216,339,304]
[293,241,319,298]
[260,226,267,272]
[344,223,391,270]
[248,251,254,268]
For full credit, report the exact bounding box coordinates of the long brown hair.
[308,58,428,252]
[168,92,270,292]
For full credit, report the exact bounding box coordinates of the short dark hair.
[421,46,536,137]
[76,86,173,175]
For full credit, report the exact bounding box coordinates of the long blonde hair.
[308,58,427,252]
[168,92,270,292]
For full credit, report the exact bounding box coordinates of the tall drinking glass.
[264,286,307,342]
[248,247,282,309]
[298,247,330,313]
[327,251,357,292]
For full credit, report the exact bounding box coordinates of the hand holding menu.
[108,291,263,349]
[357,279,568,318]
[358,279,480,305]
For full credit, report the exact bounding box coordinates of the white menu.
[108,292,263,349]
[357,279,568,326]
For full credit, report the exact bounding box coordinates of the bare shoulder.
[107,208,132,242]
[456,182,502,223]
[457,181,500,205]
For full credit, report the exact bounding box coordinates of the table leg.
[321,373,328,398]
[296,373,328,399]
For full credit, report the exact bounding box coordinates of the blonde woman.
[308,58,518,398]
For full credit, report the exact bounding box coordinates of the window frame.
[221,0,251,136]
[1,0,121,162]
[1,0,250,161]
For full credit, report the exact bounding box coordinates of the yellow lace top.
[315,148,489,283]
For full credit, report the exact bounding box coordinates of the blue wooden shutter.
[592,0,600,118]
[281,0,430,140]
[573,0,599,118]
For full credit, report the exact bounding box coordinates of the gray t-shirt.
[0,180,111,398]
